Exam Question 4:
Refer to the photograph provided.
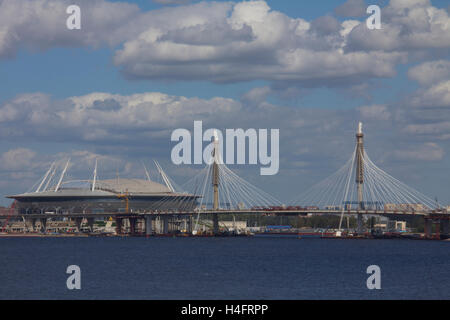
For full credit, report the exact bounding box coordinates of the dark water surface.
[0,236,448,300]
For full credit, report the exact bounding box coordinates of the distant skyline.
[0,0,449,205]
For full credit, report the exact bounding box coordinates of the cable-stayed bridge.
[1,123,449,238]
[151,123,448,238]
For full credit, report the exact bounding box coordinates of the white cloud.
[0,147,139,196]
[404,121,450,137]
[1,88,442,168]
[358,104,391,121]
[0,0,447,89]
[241,86,272,105]
[346,0,450,52]
[408,60,450,87]
[0,88,449,203]
[153,0,191,4]
[0,0,449,203]
[0,148,36,171]
[0,91,244,143]
[392,142,444,161]
[113,1,405,85]
[334,0,367,18]
[0,0,140,58]
[411,80,450,107]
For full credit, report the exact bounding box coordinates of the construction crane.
[116,191,130,213]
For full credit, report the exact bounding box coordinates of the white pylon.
[91,158,98,191]
[142,162,151,181]
[36,161,55,193]
[212,129,223,164]
[154,160,175,192]
[55,159,70,192]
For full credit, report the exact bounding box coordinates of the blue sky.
[1,0,447,103]
[0,0,449,205]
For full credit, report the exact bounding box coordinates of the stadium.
[7,160,199,215]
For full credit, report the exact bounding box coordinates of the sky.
[0,0,449,205]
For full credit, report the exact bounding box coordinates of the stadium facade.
[7,161,199,215]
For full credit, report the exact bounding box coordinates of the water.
[0,236,449,300]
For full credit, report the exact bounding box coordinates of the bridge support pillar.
[31,218,37,232]
[87,218,94,233]
[440,219,449,237]
[185,217,191,234]
[213,213,219,235]
[162,215,169,234]
[424,218,432,239]
[74,217,83,233]
[188,216,193,234]
[145,216,153,236]
[23,217,29,232]
[40,218,47,233]
[116,218,123,235]
[433,221,441,240]
[356,213,364,234]
[154,216,161,234]
[129,218,137,236]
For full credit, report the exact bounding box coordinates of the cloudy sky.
[0,0,449,205]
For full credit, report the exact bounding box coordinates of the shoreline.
[1,232,448,241]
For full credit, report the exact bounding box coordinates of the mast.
[55,159,70,192]
[44,165,57,191]
[36,161,55,193]
[355,122,364,233]
[154,160,175,192]
[91,158,98,191]
[212,130,220,235]
[143,162,151,181]
[212,130,220,211]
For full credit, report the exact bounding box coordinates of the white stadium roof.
[95,179,171,194]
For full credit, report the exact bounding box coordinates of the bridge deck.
[1,209,447,220]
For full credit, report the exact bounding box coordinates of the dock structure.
[1,205,449,239]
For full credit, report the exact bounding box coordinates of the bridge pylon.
[356,122,365,234]
[212,130,220,235]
